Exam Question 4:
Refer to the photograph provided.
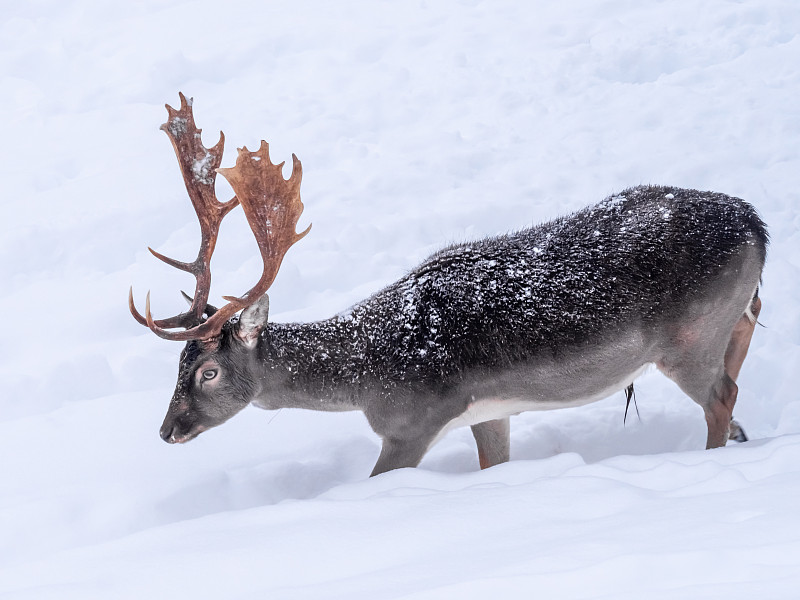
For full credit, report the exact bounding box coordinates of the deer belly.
[439,363,650,437]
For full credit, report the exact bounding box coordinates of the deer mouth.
[160,422,206,444]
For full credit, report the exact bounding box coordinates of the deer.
[130,94,768,476]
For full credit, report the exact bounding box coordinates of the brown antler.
[130,96,310,342]
[153,141,311,340]
[130,93,238,334]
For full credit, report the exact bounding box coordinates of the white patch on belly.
[429,364,650,451]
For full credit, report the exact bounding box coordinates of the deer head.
[130,93,309,443]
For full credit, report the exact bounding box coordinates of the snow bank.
[1,0,799,597]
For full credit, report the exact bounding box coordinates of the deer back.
[257,185,767,401]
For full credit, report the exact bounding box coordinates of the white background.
[1,1,799,597]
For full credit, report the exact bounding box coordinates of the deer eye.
[202,369,218,381]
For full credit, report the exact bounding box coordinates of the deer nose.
[160,423,176,443]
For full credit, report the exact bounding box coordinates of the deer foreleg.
[370,434,435,477]
[471,418,510,469]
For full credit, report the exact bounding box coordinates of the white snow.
[2,0,800,598]
[191,151,215,185]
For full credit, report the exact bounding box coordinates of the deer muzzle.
[159,413,205,444]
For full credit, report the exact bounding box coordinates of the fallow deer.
[130,94,768,476]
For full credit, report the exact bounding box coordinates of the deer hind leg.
[658,358,739,450]
[471,418,510,469]
[724,294,762,442]
[724,295,761,382]
[703,371,739,449]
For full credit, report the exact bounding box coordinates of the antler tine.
[147,247,193,272]
[129,93,240,336]
[129,287,148,326]
[129,287,204,329]
[140,142,311,342]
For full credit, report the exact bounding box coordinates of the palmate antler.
[129,94,310,341]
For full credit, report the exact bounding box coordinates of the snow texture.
[1,1,800,598]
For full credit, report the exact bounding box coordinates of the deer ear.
[237,294,270,348]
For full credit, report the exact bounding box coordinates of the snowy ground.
[2,0,800,597]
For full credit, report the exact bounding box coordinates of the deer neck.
[253,317,365,412]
